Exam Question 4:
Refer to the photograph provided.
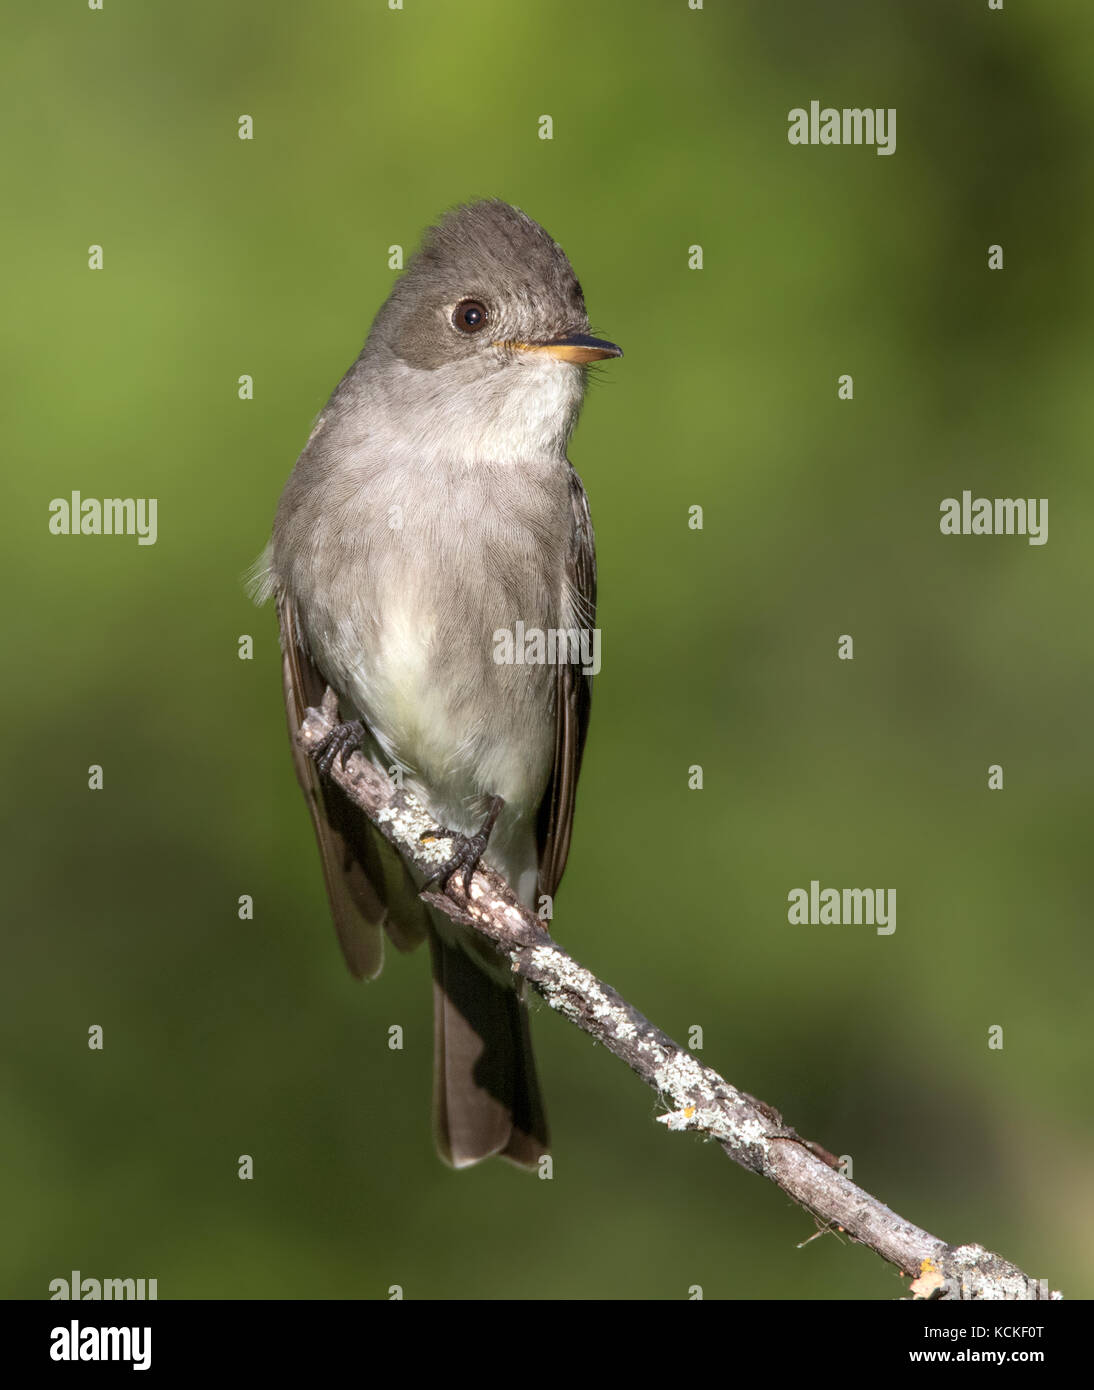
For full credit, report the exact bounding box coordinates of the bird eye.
[453,299,489,333]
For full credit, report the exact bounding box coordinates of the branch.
[298,694,1060,1301]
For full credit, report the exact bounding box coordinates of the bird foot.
[310,719,365,778]
[420,795,505,896]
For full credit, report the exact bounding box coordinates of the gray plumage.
[255,199,619,1167]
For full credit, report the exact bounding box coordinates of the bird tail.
[429,931,549,1169]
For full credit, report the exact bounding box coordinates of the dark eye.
[453,299,488,333]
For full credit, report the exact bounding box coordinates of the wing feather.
[535,465,596,901]
[278,594,428,978]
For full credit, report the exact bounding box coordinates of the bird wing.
[277,592,429,979]
[535,464,597,901]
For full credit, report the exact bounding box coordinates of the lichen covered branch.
[297,696,1059,1301]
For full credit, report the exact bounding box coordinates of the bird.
[253,198,622,1167]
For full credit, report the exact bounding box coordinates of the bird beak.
[502,332,623,365]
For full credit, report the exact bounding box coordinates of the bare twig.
[298,695,1060,1301]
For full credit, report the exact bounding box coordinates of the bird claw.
[419,795,505,897]
[420,827,489,896]
[310,719,365,778]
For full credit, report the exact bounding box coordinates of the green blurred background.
[3,0,1092,1300]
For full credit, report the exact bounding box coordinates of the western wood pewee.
[255,199,621,1167]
